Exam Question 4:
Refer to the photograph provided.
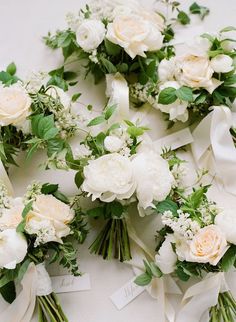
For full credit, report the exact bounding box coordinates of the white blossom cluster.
[26,219,58,247]
[44,150,69,170]
[0,181,10,212]
[171,163,187,188]
[162,210,201,240]
[24,181,42,203]
[129,83,159,109]
[25,71,48,93]
[55,110,79,139]
[106,126,135,157]
[198,201,219,225]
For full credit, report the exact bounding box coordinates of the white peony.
[25,194,74,245]
[174,54,222,93]
[82,153,136,202]
[76,19,106,52]
[155,234,177,274]
[215,210,236,244]
[104,135,123,152]
[106,14,163,58]
[158,58,176,82]
[157,81,189,122]
[46,86,71,109]
[132,150,174,210]
[210,54,234,73]
[0,229,27,269]
[0,83,31,127]
[176,225,228,266]
[0,197,24,230]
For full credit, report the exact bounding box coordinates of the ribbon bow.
[0,263,52,322]
[176,271,236,322]
[192,105,236,195]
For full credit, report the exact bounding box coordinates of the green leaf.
[0,71,18,85]
[43,127,59,140]
[41,183,59,194]
[72,93,81,102]
[87,207,104,218]
[224,75,236,86]
[189,186,208,208]
[104,39,121,56]
[177,11,190,25]
[53,190,69,204]
[155,198,178,215]
[218,86,236,98]
[194,92,207,104]
[6,62,16,76]
[63,71,77,81]
[175,266,190,281]
[110,201,123,218]
[189,2,209,20]
[124,120,135,127]
[31,114,43,137]
[127,126,144,137]
[87,115,105,127]
[176,86,193,102]
[107,123,120,133]
[47,75,68,92]
[158,87,177,105]
[17,259,31,281]
[100,57,117,73]
[201,33,215,43]
[149,262,163,278]
[220,26,236,33]
[0,281,16,304]
[221,245,236,272]
[47,138,64,156]
[38,114,55,138]
[74,171,84,189]
[26,142,41,160]
[104,104,117,120]
[22,201,33,218]
[117,63,128,73]
[134,273,152,286]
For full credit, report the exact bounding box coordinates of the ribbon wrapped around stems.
[192,105,236,195]
[126,220,182,322]
[0,263,52,322]
[176,270,236,322]
[106,73,130,121]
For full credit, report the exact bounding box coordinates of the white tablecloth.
[0,0,236,321]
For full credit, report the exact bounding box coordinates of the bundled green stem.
[210,292,236,322]
[89,218,132,262]
[37,293,68,322]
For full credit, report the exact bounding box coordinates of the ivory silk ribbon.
[105,73,129,122]
[0,160,14,195]
[192,105,236,195]
[176,271,236,322]
[126,219,182,322]
[0,263,52,322]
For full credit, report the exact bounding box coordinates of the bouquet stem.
[210,291,236,322]
[37,293,68,322]
[89,217,132,262]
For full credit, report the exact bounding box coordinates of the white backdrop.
[0,1,236,321]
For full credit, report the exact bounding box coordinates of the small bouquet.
[0,181,87,322]
[67,104,186,262]
[0,63,80,170]
[131,28,236,125]
[135,185,236,322]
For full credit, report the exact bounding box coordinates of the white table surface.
[0,1,236,321]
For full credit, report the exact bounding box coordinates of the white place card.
[51,273,91,293]
[110,277,145,310]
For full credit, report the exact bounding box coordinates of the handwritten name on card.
[51,273,91,293]
[110,277,145,310]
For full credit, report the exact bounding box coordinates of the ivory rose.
[106,14,163,58]
[25,194,74,245]
[176,225,228,266]
[0,229,27,269]
[82,153,136,202]
[0,197,24,230]
[76,19,106,52]
[132,150,174,210]
[0,83,31,127]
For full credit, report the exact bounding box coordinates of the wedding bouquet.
[0,63,80,170]
[67,104,187,261]
[0,181,87,322]
[135,185,236,322]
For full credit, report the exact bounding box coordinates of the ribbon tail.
[106,73,129,122]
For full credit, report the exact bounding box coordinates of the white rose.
[215,210,236,244]
[0,83,31,127]
[25,194,74,244]
[175,55,222,93]
[0,229,27,269]
[106,14,163,58]
[210,54,234,73]
[76,19,106,52]
[46,86,71,109]
[158,58,176,82]
[155,234,177,274]
[82,153,136,202]
[132,150,174,210]
[157,81,189,122]
[104,135,123,152]
[0,197,24,230]
[176,225,228,266]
